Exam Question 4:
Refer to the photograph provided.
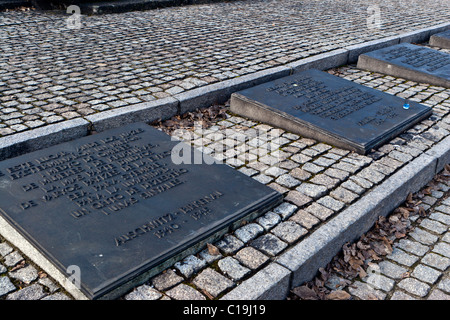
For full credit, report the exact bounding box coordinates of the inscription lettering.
[383,46,450,72]
[114,191,224,246]
[267,76,384,120]
[3,128,187,219]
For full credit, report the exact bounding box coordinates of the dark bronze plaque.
[230,69,432,154]
[357,43,450,88]
[430,30,450,49]
[0,123,281,299]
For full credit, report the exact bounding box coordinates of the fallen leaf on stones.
[326,290,351,300]
[207,243,220,256]
[292,286,318,300]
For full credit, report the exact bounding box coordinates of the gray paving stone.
[218,257,251,281]
[174,255,207,278]
[221,262,291,300]
[419,219,448,234]
[270,221,307,244]
[377,261,409,279]
[411,264,442,284]
[234,247,269,270]
[396,239,429,257]
[422,252,450,271]
[364,272,396,292]
[275,174,301,188]
[6,284,46,300]
[0,242,13,257]
[428,212,450,226]
[216,235,245,255]
[309,173,340,189]
[316,196,345,212]
[0,276,16,297]
[433,242,450,258]
[199,247,223,265]
[397,278,430,297]
[409,227,439,245]
[289,209,321,229]
[387,248,420,267]
[348,281,386,300]
[256,211,281,231]
[272,202,298,220]
[8,265,39,284]
[437,277,450,293]
[390,291,417,300]
[296,183,327,199]
[251,234,288,257]
[166,284,206,300]
[330,187,359,204]
[125,285,162,300]
[436,205,450,215]
[427,289,450,300]
[3,251,24,267]
[151,269,184,291]
[234,223,264,243]
[304,202,335,221]
[285,190,313,208]
[192,268,234,297]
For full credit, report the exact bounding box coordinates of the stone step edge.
[221,132,450,300]
[0,22,449,162]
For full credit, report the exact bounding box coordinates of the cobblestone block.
[296,183,327,199]
[0,276,16,297]
[396,239,429,257]
[6,284,46,300]
[273,201,299,219]
[234,223,264,243]
[192,268,235,297]
[218,257,251,281]
[387,248,420,267]
[151,269,184,291]
[216,235,245,255]
[421,252,450,271]
[270,221,307,244]
[411,264,442,284]
[125,285,162,300]
[174,255,207,278]
[251,234,288,257]
[234,247,269,270]
[8,265,38,284]
[433,242,450,258]
[397,278,430,297]
[166,284,206,300]
[409,228,439,245]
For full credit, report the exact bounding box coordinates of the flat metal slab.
[430,30,450,49]
[0,123,281,299]
[230,69,432,154]
[357,43,450,88]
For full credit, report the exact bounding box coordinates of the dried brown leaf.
[207,243,220,256]
[326,290,351,300]
[292,286,318,300]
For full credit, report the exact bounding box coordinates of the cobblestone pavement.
[290,168,450,300]
[1,51,450,299]
[0,0,450,136]
[1,0,450,301]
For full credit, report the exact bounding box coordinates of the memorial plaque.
[429,30,450,49]
[0,123,281,299]
[230,69,432,154]
[357,43,450,88]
